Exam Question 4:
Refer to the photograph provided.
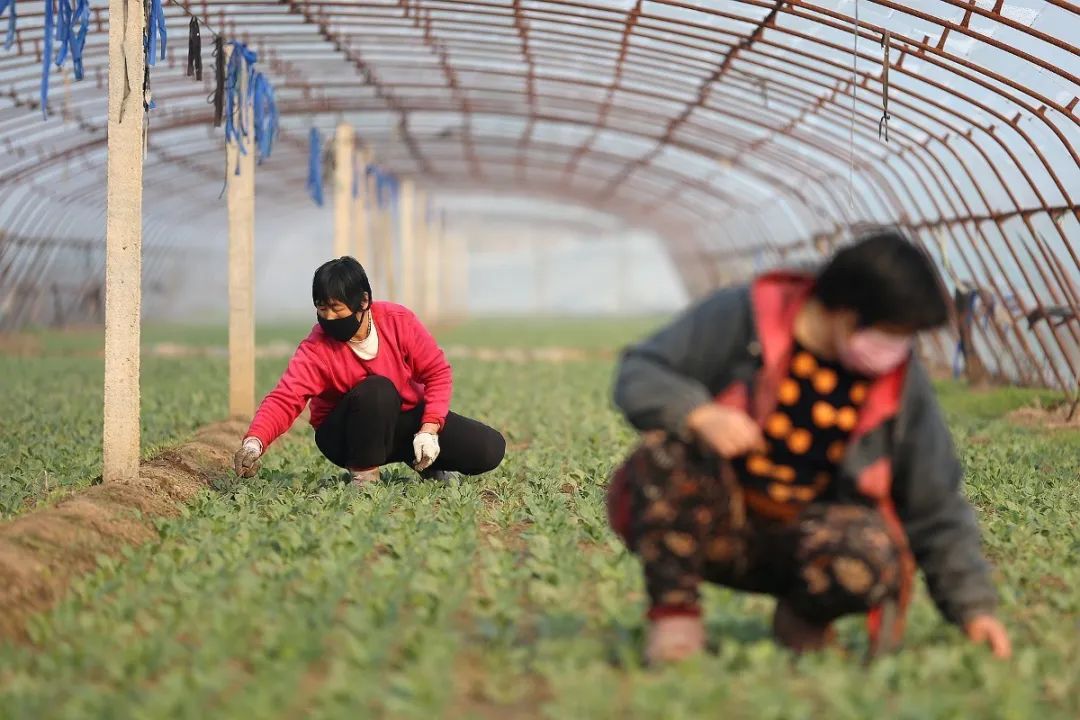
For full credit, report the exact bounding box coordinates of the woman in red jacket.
[232,257,505,485]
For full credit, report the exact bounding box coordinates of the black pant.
[314,376,506,475]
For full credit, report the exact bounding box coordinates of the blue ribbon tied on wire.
[40,0,53,118]
[0,0,16,51]
[224,41,258,159]
[367,165,398,211]
[251,72,278,164]
[38,0,91,118]
[308,128,324,207]
[146,0,166,66]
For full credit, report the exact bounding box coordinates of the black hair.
[312,256,372,311]
[813,229,949,331]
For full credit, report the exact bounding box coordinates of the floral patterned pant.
[608,436,902,623]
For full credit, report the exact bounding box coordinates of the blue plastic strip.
[1,0,15,51]
[372,165,391,210]
[70,0,88,79]
[147,0,166,65]
[376,168,389,210]
[387,174,399,210]
[369,167,399,211]
[365,164,377,209]
[46,0,89,83]
[307,128,324,207]
[54,0,70,66]
[41,0,53,119]
[251,71,278,164]
[224,41,258,156]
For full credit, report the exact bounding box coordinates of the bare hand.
[965,614,1012,659]
[685,404,766,458]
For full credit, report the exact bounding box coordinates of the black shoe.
[418,468,455,482]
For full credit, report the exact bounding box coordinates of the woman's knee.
[455,425,505,475]
[475,428,506,473]
[345,375,400,410]
[790,504,902,620]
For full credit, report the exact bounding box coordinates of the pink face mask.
[838,329,913,377]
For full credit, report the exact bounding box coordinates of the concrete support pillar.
[449,227,469,319]
[226,47,256,419]
[459,231,471,318]
[378,193,396,301]
[353,146,372,266]
[103,0,147,483]
[415,189,427,315]
[533,232,547,314]
[438,213,454,316]
[398,179,416,308]
[333,122,354,259]
[615,233,629,314]
[423,198,441,324]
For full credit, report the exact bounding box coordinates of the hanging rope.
[251,71,277,163]
[308,128,324,207]
[142,23,154,112]
[210,35,224,126]
[878,30,891,143]
[186,17,201,80]
[146,0,166,66]
[0,0,15,51]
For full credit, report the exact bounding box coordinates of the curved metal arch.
[0,0,1076,389]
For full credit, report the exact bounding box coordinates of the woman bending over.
[233,257,505,485]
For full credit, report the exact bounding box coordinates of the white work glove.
[412,431,440,472]
[233,437,263,478]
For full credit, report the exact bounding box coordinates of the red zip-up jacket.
[244,301,452,449]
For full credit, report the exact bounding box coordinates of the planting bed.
[0,320,1076,719]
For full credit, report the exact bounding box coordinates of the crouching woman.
[607,231,1010,664]
[232,257,506,484]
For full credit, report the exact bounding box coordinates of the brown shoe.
[646,615,706,665]
[349,467,380,487]
[772,600,835,653]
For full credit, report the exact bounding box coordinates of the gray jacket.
[613,284,998,626]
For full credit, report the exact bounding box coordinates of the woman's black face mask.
[318,309,362,342]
